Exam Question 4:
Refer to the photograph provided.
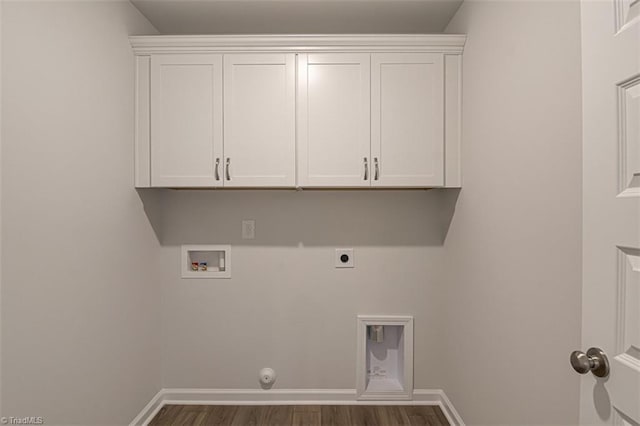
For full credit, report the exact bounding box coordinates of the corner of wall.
[128,0,161,35]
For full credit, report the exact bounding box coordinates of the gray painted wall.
[442,1,583,424]
[148,189,456,390]
[1,2,161,424]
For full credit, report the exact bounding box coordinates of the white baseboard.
[129,389,164,426]
[414,389,465,426]
[130,388,464,426]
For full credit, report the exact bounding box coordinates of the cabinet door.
[150,54,223,187]
[371,53,444,187]
[298,53,371,187]
[223,54,296,187]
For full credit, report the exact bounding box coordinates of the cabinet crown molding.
[129,34,466,54]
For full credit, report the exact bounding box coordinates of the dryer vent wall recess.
[356,315,414,400]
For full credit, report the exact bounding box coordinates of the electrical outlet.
[335,248,354,268]
[242,220,255,239]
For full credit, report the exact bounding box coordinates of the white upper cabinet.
[132,35,465,189]
[371,53,444,187]
[297,53,371,187]
[223,54,296,187]
[150,54,223,187]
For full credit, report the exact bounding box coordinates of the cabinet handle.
[374,157,379,181]
[215,158,220,181]
[226,158,231,181]
[364,157,369,181]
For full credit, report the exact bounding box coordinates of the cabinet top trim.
[129,34,466,54]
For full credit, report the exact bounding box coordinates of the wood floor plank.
[293,405,321,413]
[432,405,450,425]
[172,405,209,426]
[319,405,351,426]
[374,405,410,426]
[202,405,239,426]
[405,413,428,426]
[230,405,262,426]
[261,405,294,426]
[425,406,445,426]
[403,405,447,426]
[148,405,177,426]
[292,406,321,426]
[148,404,450,426]
[348,405,380,426]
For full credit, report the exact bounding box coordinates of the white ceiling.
[130,0,464,35]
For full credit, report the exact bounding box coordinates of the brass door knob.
[570,347,609,378]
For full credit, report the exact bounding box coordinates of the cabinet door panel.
[298,54,371,187]
[371,53,444,187]
[151,54,223,187]
[223,54,296,187]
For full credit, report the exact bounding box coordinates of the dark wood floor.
[149,405,450,426]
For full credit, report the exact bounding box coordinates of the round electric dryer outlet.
[335,248,354,268]
[259,368,276,387]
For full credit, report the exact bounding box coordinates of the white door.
[580,0,640,424]
[223,54,296,187]
[371,53,444,187]
[297,53,371,187]
[150,54,223,187]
